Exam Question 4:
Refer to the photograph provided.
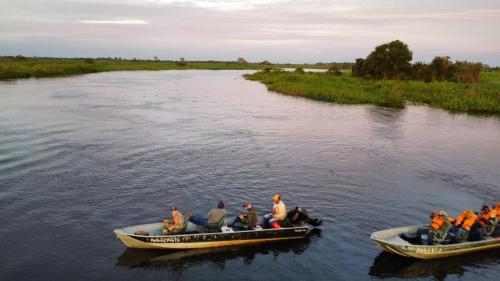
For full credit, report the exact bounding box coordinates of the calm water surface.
[1,70,499,281]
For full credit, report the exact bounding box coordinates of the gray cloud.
[0,0,499,65]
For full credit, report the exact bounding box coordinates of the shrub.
[83,58,94,64]
[453,61,483,83]
[14,55,26,61]
[327,66,342,76]
[262,66,272,72]
[295,67,304,73]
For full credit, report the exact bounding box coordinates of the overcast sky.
[1,0,499,65]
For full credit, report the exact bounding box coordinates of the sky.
[1,0,499,65]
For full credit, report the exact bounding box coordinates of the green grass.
[244,70,500,114]
[0,57,328,80]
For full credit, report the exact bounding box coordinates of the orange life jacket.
[455,210,477,231]
[431,216,447,230]
[479,209,497,227]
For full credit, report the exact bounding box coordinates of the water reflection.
[369,250,500,280]
[116,229,321,271]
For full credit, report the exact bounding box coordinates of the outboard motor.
[285,207,322,227]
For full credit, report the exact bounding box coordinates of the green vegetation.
[244,70,500,113]
[0,56,330,80]
[352,40,484,83]
[245,40,499,114]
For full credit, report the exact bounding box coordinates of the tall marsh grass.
[244,70,500,113]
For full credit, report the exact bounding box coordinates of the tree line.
[352,40,483,83]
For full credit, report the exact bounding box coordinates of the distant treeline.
[352,40,484,83]
[0,56,349,80]
[0,55,349,68]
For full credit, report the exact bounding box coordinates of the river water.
[1,70,499,281]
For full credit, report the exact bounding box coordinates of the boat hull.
[371,225,500,259]
[114,222,309,250]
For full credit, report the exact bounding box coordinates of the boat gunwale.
[114,225,309,239]
[370,224,500,249]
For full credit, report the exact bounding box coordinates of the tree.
[429,56,453,81]
[411,62,431,82]
[237,57,248,64]
[362,40,413,79]
[351,58,365,77]
[177,57,186,66]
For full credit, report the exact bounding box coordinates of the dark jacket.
[242,208,258,229]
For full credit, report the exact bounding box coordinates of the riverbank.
[244,70,500,114]
[0,57,329,80]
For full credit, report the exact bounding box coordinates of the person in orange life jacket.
[478,205,497,237]
[494,202,500,236]
[264,194,287,228]
[428,210,452,245]
[454,209,479,241]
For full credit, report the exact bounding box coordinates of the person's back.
[246,207,258,229]
[207,207,225,228]
[187,200,225,229]
[455,209,478,241]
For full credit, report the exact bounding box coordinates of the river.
[1,70,499,281]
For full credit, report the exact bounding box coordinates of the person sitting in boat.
[478,205,497,237]
[264,194,287,228]
[428,210,453,245]
[454,209,480,242]
[494,202,500,237]
[162,207,185,234]
[186,201,226,229]
[231,202,258,230]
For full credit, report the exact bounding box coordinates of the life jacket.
[496,203,500,217]
[479,209,497,227]
[431,216,447,231]
[271,221,281,229]
[455,210,477,231]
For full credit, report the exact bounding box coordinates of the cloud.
[77,20,149,25]
[0,0,499,65]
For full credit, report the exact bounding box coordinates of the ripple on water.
[0,70,499,281]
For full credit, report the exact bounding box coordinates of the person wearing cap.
[264,194,287,228]
[162,207,185,234]
[186,201,226,229]
[428,210,452,245]
[231,203,258,230]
